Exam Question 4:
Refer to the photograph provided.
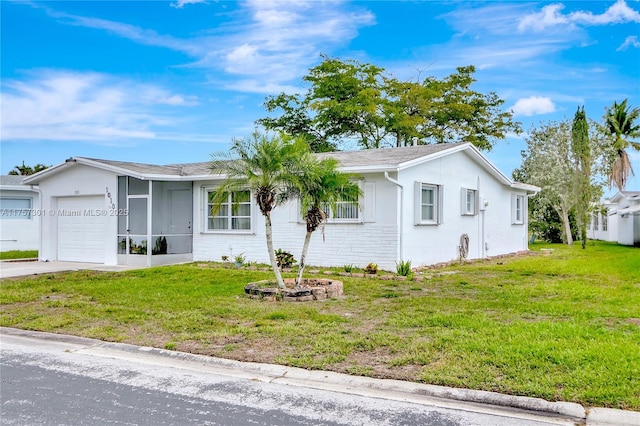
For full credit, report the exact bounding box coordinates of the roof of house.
[78,142,467,176]
[23,142,539,192]
[608,191,640,204]
[0,175,38,191]
[0,175,27,186]
[316,142,465,169]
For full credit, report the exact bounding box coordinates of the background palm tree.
[604,99,640,191]
[8,162,49,175]
[293,156,361,286]
[210,132,309,289]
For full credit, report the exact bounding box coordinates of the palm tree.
[604,99,640,191]
[209,132,309,289]
[8,162,49,176]
[293,156,361,286]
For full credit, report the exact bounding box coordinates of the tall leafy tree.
[571,106,591,249]
[514,121,577,245]
[515,118,610,245]
[304,56,391,150]
[387,66,520,150]
[292,156,361,286]
[209,132,309,289]
[258,57,520,152]
[259,94,336,153]
[603,99,640,191]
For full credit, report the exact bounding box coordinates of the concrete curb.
[586,408,640,426]
[3,327,639,425]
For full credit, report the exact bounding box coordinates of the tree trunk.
[264,212,285,289]
[295,230,313,287]
[580,216,587,249]
[561,209,573,246]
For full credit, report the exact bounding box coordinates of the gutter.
[384,171,404,262]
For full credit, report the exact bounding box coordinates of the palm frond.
[609,150,635,191]
[604,99,640,190]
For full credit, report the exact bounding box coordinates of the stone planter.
[244,278,343,302]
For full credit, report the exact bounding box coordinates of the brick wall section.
[193,205,399,271]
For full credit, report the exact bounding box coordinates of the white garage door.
[57,196,106,263]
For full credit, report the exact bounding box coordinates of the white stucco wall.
[37,164,119,264]
[617,212,640,247]
[0,188,40,252]
[587,210,615,242]
[397,151,529,267]
[607,195,640,246]
[193,150,530,271]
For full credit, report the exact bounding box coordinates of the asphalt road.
[0,330,577,426]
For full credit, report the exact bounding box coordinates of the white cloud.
[510,97,556,116]
[34,1,375,94]
[617,35,640,51]
[208,1,375,87]
[570,0,640,25]
[519,0,640,32]
[1,70,197,143]
[518,4,570,32]
[170,0,207,9]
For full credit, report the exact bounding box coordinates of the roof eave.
[511,182,541,194]
[338,165,398,173]
[23,161,74,184]
[0,184,39,191]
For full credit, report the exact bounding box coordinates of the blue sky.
[2,0,639,193]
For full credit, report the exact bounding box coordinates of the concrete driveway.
[0,260,144,279]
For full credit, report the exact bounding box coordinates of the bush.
[234,253,246,265]
[343,264,354,273]
[396,260,413,278]
[275,249,296,269]
[529,203,578,243]
[364,262,378,275]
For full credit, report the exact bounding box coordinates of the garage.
[57,196,107,263]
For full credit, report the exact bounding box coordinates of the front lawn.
[0,250,38,260]
[1,241,638,410]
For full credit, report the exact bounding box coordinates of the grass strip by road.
[0,250,38,260]
[1,241,638,410]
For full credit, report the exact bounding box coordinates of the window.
[602,213,608,231]
[323,193,360,221]
[0,197,32,220]
[207,190,251,231]
[512,194,525,224]
[593,213,599,231]
[415,182,443,225]
[461,188,478,216]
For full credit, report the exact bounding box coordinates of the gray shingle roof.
[80,143,467,177]
[0,175,28,186]
[318,142,466,168]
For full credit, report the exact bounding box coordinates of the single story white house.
[0,175,40,252]
[24,142,539,270]
[588,191,640,247]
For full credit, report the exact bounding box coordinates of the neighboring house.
[24,143,539,270]
[589,191,640,247]
[0,175,40,252]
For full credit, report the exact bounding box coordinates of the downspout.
[384,171,404,262]
[478,176,485,259]
[32,185,44,261]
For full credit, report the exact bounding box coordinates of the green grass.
[1,241,639,410]
[0,250,38,260]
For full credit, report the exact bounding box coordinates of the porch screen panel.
[128,198,147,235]
[117,176,127,234]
